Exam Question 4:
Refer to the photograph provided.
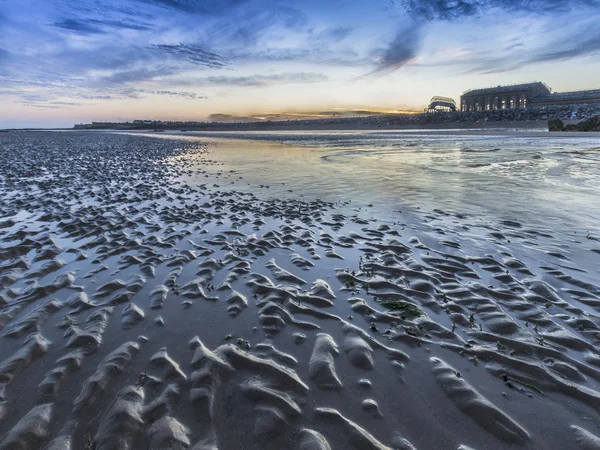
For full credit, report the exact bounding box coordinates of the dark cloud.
[54,18,152,35]
[154,44,227,68]
[146,0,248,14]
[504,39,524,51]
[89,18,152,31]
[53,19,105,35]
[402,0,481,20]
[374,22,423,71]
[401,0,600,20]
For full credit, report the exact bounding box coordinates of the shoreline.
[6,118,600,133]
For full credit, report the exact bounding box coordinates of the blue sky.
[1,0,599,127]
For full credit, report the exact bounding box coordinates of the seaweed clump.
[378,299,423,317]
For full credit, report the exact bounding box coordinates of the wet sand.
[0,130,600,449]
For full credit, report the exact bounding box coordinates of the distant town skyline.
[1,0,600,128]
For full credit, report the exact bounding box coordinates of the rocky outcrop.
[548,118,564,131]
[420,104,600,125]
[563,115,600,132]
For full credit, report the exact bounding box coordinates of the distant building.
[460,82,551,111]
[460,82,600,111]
[531,89,600,107]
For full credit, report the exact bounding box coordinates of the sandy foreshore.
[149,119,553,131]
[0,130,600,449]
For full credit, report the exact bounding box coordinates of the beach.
[1,129,600,449]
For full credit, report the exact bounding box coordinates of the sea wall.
[72,103,600,131]
[420,103,600,124]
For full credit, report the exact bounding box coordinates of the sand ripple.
[0,131,599,449]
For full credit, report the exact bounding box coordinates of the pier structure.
[426,96,457,113]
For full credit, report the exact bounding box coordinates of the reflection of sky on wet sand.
[160,130,600,234]
[159,129,600,290]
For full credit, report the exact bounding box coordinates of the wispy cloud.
[441,12,600,73]
[137,89,207,99]
[100,67,181,84]
[53,18,152,35]
[154,44,227,68]
[189,72,328,87]
[528,23,600,64]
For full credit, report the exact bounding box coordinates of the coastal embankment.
[72,103,600,131]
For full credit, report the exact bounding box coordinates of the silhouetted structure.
[427,96,456,112]
[461,82,600,111]
[461,82,551,111]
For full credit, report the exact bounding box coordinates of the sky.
[1,0,600,128]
